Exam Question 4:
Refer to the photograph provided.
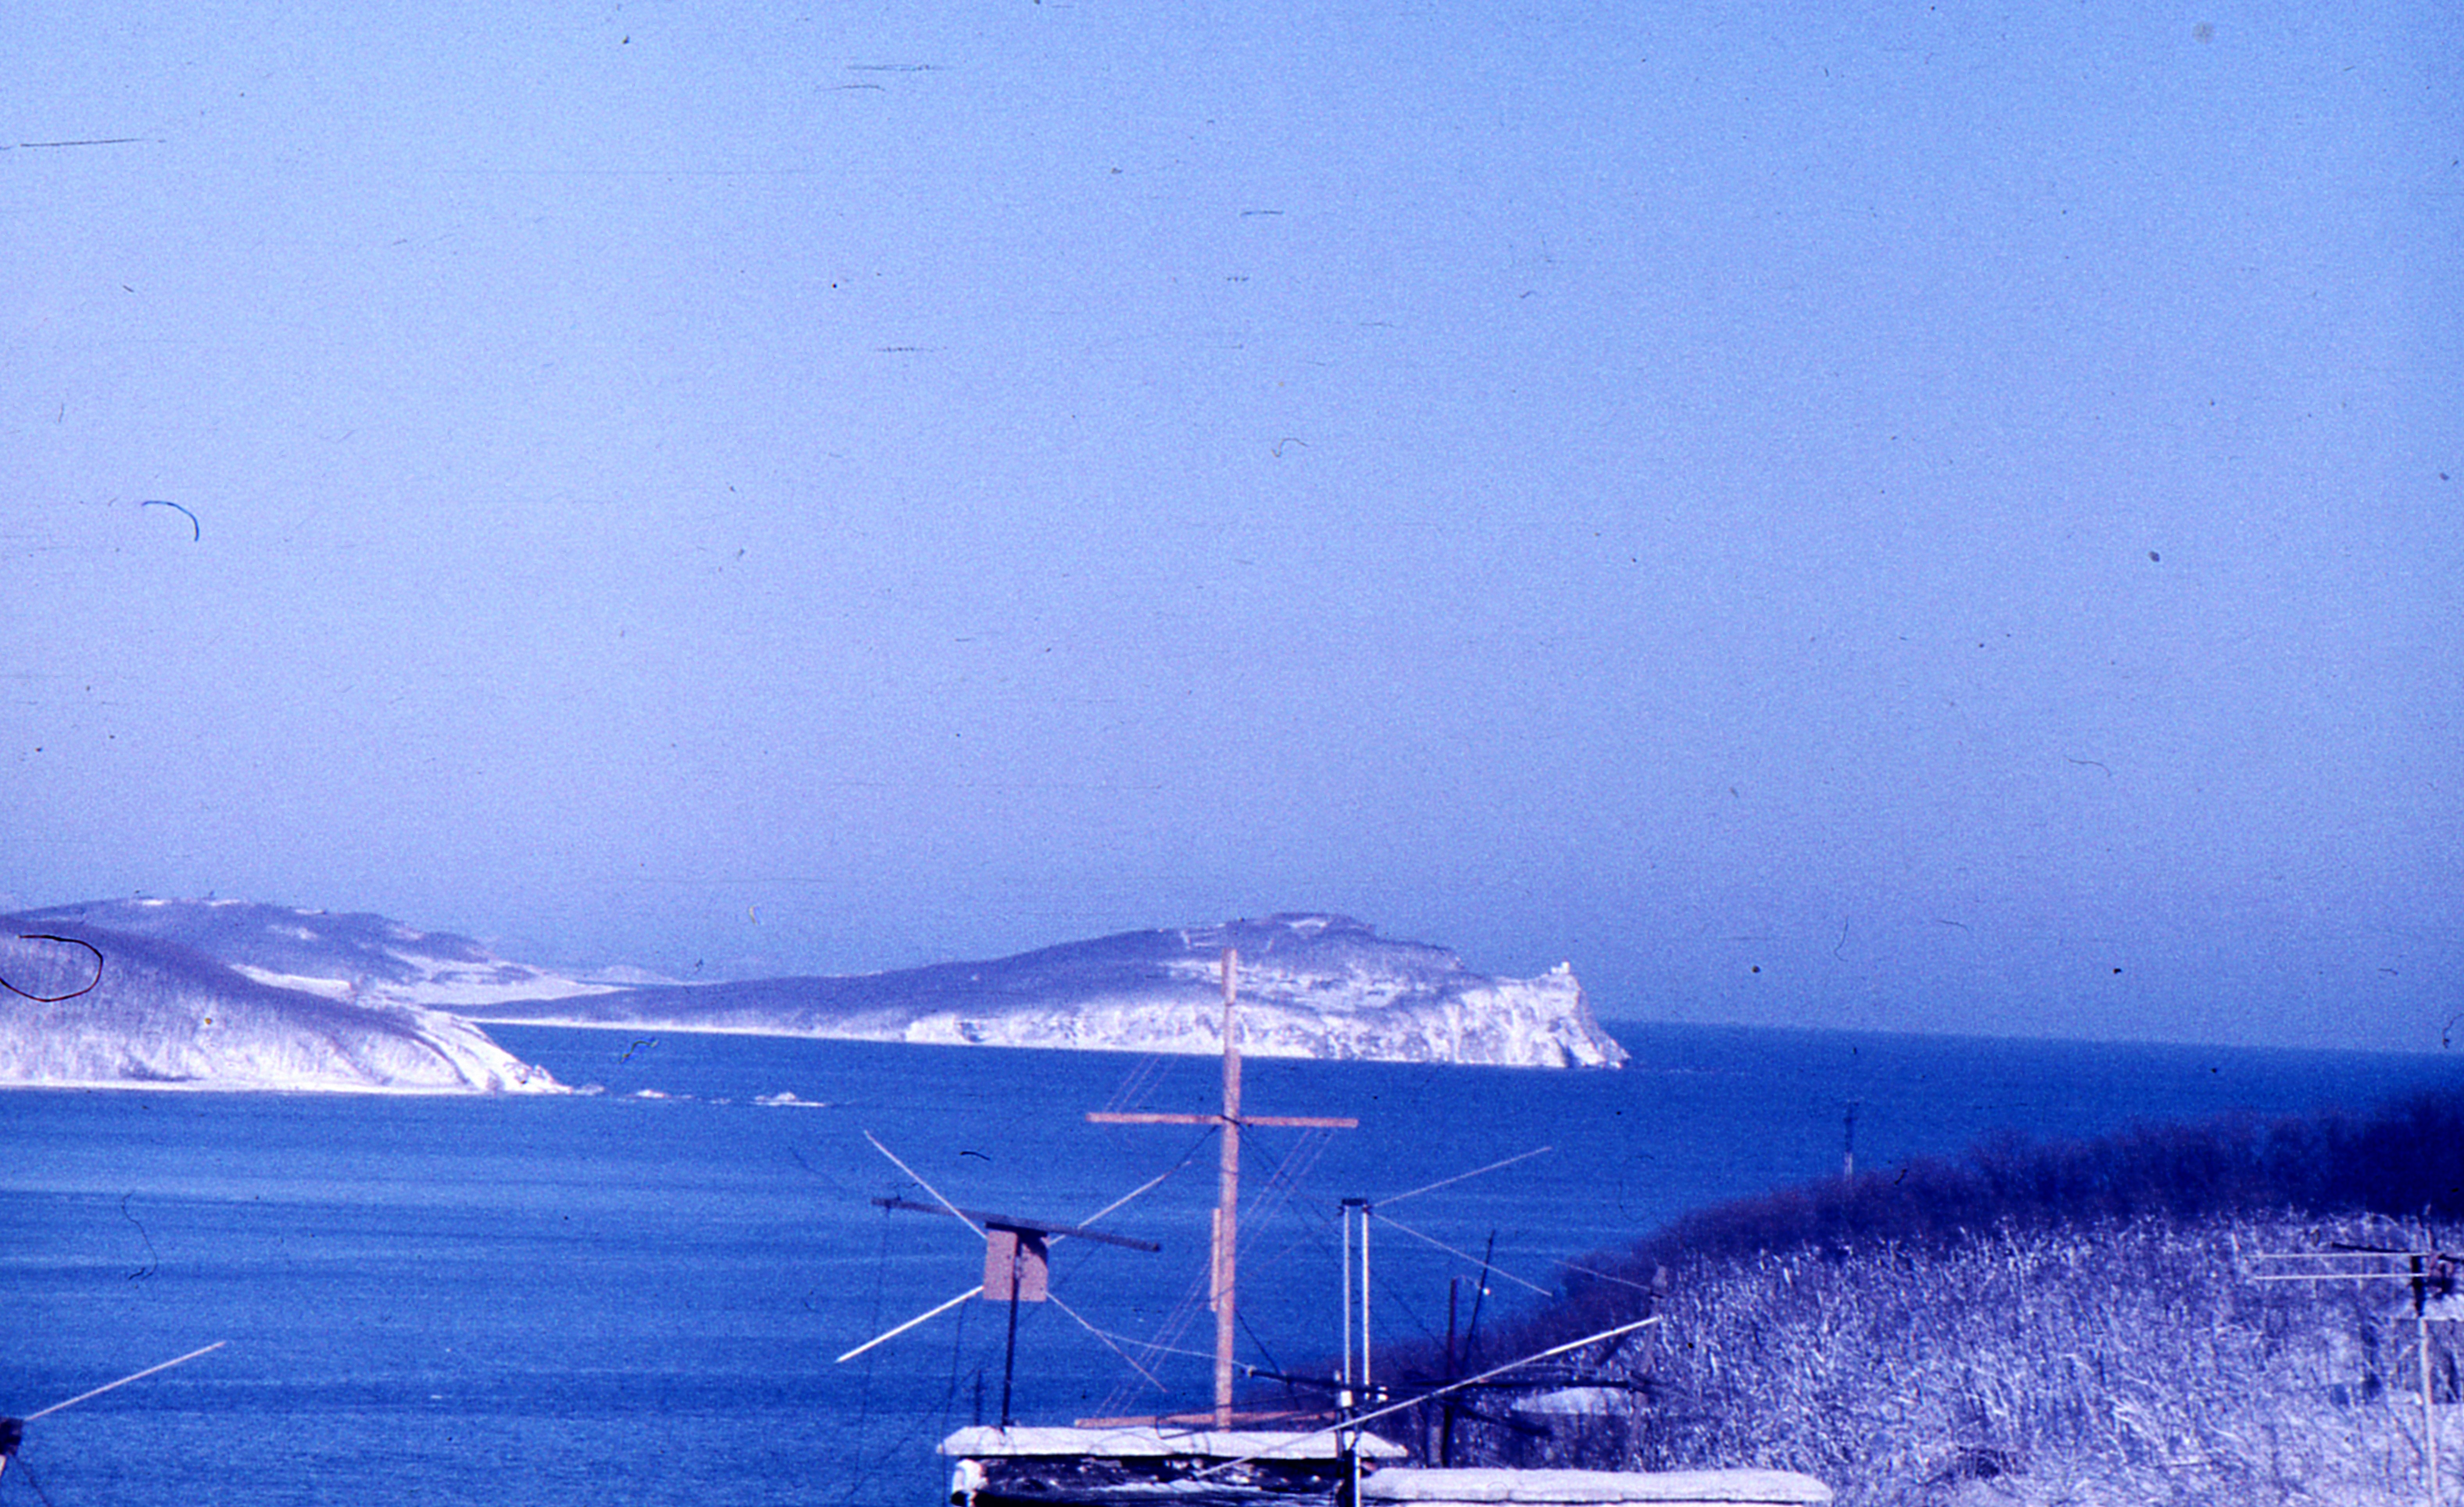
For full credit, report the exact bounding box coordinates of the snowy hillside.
[5,903,1625,1072]
[7,898,623,1011]
[0,917,562,1093]
[474,914,1630,1069]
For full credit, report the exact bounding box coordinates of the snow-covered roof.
[1360,1468,1833,1505]
[1509,1386,1627,1417]
[938,1425,1408,1461]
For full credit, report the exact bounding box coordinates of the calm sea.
[3,1023,2458,1506]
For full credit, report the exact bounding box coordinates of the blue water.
[2,1023,2458,1506]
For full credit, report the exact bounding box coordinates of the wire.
[1067,1317,1335,1392]
[1186,1316,1663,1482]
[839,1206,895,1504]
[1048,1292,1165,1391]
[1090,1126,1333,1418]
[1377,1147,1553,1208]
[1240,1130,1333,1265]
[14,1454,61,1507]
[1549,1258,1658,1293]
[1095,1249,1217,1418]
[937,1294,973,1435]
[1236,1307,1290,1385]
[1372,1212,1553,1296]
[1090,1129,1237,1414]
[1075,1142,1205,1231]
[1367,1233,1443,1354]
[1097,1052,1174,1117]
[1081,1083,1352,1416]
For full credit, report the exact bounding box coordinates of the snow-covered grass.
[1544,1213,2457,1505]
[1386,1094,2464,1505]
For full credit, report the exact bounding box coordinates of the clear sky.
[4,2,2455,1052]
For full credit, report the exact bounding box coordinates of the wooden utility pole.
[1088,948,1357,1427]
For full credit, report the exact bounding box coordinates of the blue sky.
[4,1,2455,1051]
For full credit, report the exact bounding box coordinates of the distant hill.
[3,902,1624,1075]
[5,898,623,1011]
[470,914,1630,1069]
[0,910,561,1093]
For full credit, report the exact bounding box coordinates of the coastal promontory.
[1,902,1627,1084]
[472,913,1630,1069]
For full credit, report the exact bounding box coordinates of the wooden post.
[1088,946,1357,1429]
[1214,949,1243,1428]
[2421,1255,2441,1507]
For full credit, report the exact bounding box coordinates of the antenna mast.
[1089,947,1357,1427]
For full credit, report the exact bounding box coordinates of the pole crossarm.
[2244,1249,2454,1281]
[868,1196,1162,1252]
[1088,1112,1359,1129]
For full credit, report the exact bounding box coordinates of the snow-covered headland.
[7,897,624,1012]
[0,902,1626,1088]
[475,913,1631,1070]
[0,907,562,1093]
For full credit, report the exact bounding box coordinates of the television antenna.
[2242,1232,2459,1507]
[838,1131,1162,1427]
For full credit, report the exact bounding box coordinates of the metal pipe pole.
[1341,1200,1354,1399]
[1360,1205,1372,1400]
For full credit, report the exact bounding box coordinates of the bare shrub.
[1379,1091,2464,1505]
[1420,1214,2454,1505]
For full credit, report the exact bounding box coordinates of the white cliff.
[0,918,562,1093]
[479,914,1630,1070]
